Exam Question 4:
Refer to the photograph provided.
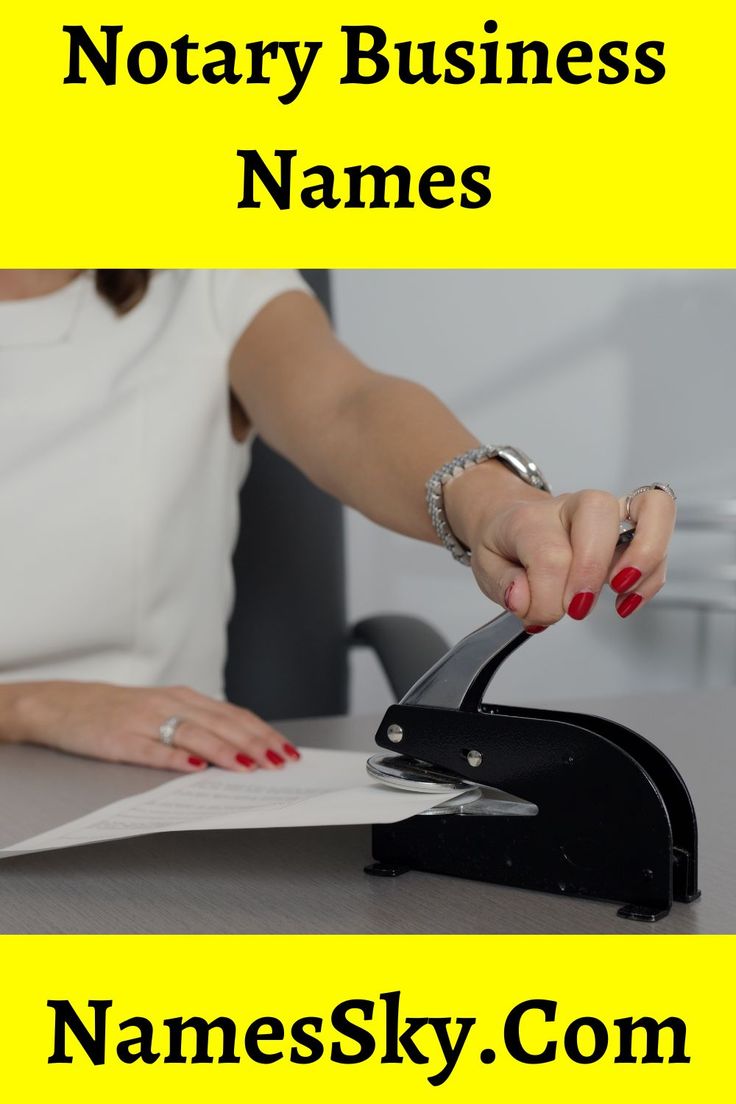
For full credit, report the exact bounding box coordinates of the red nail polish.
[266,750,284,766]
[188,756,206,768]
[568,591,595,620]
[617,593,643,618]
[283,743,301,760]
[525,625,547,634]
[236,753,255,768]
[611,566,642,594]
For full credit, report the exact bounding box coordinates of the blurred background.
[330,269,736,712]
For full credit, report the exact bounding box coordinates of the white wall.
[332,270,736,713]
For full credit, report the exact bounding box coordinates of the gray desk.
[0,688,733,934]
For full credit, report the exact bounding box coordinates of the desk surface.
[0,687,734,934]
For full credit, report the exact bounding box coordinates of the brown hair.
[94,270,151,315]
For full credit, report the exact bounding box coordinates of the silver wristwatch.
[426,445,551,565]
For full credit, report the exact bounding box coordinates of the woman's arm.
[229,290,674,627]
[228,291,480,537]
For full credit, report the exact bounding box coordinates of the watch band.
[426,445,551,565]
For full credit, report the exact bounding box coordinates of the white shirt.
[0,269,309,696]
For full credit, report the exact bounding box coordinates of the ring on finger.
[625,482,677,521]
[159,715,183,747]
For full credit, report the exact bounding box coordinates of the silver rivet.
[467,750,482,768]
[387,724,404,744]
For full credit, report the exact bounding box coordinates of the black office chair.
[224,270,449,721]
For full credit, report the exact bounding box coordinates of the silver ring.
[159,715,182,747]
[625,482,677,521]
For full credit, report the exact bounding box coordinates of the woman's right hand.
[0,681,300,773]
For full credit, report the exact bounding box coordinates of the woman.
[0,269,675,773]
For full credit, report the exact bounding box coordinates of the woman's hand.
[445,461,675,629]
[0,681,300,772]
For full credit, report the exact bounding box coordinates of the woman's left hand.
[445,467,676,629]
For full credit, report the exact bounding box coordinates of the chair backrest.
[224,271,350,720]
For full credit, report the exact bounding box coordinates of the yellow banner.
[1,1,733,266]
[1,935,732,1100]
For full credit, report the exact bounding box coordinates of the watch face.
[497,447,549,492]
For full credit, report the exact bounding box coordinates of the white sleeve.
[208,269,313,351]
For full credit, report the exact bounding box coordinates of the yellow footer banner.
[1,935,732,1100]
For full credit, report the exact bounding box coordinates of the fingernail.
[283,743,300,760]
[568,591,595,620]
[617,592,643,619]
[503,582,516,611]
[525,625,547,634]
[611,566,642,594]
[236,753,255,768]
[188,756,206,768]
[266,750,285,766]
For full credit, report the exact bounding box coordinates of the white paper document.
[2,748,446,857]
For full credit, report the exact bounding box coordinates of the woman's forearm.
[230,290,675,630]
[230,291,546,547]
[0,684,23,744]
[318,372,544,542]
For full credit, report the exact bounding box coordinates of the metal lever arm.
[400,610,528,711]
